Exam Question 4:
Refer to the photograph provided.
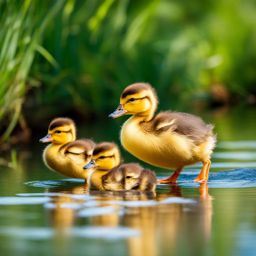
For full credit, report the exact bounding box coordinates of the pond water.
[0,106,256,256]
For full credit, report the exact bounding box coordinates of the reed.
[0,0,64,142]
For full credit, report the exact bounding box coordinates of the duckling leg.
[158,167,183,184]
[194,160,211,183]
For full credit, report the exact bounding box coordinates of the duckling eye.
[126,176,132,179]
[98,156,106,159]
[55,130,62,134]
[128,98,136,103]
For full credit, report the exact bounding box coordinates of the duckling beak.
[109,104,127,118]
[39,134,52,143]
[83,160,96,170]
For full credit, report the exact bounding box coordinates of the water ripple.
[0,226,140,240]
[211,162,256,168]
[25,178,84,188]
[217,141,256,149]
[174,168,256,188]
[0,197,50,205]
[78,206,120,217]
[213,152,256,160]
[25,169,256,191]
[71,226,140,239]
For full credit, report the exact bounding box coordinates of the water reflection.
[1,108,256,255]
[44,183,212,256]
[46,184,87,230]
[124,184,212,256]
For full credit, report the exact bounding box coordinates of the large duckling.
[83,142,157,192]
[109,83,216,183]
[40,117,95,179]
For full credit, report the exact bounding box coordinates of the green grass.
[0,0,65,142]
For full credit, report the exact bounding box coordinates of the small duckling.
[102,163,157,192]
[109,83,216,183]
[40,117,95,179]
[83,142,157,192]
[83,142,121,190]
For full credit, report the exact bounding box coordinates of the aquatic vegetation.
[0,150,23,169]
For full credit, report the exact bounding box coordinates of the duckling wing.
[64,146,86,155]
[64,139,94,154]
[153,111,214,145]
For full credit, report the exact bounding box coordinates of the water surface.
[0,107,256,256]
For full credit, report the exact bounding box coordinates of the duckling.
[83,142,121,190]
[83,142,157,192]
[102,164,157,192]
[40,117,95,179]
[109,83,216,183]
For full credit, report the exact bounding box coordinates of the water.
[0,107,256,256]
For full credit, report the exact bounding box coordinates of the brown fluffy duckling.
[102,163,157,192]
[40,117,95,179]
[109,83,216,183]
[83,142,157,192]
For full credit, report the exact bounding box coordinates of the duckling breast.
[43,144,88,179]
[121,119,197,169]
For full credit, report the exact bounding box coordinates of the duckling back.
[121,111,216,169]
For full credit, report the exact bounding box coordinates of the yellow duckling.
[83,142,157,192]
[109,83,216,183]
[40,117,95,179]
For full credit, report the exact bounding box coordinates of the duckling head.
[83,142,121,170]
[102,163,143,191]
[40,117,76,145]
[109,83,158,121]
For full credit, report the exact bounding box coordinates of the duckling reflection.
[123,183,212,256]
[86,183,212,256]
[40,117,95,179]
[89,191,158,229]
[44,179,212,256]
[46,184,87,230]
[84,142,157,192]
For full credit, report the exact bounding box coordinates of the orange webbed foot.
[158,168,183,184]
[158,177,178,184]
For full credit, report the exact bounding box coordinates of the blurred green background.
[0,0,256,144]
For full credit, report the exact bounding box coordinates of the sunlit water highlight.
[0,226,140,240]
